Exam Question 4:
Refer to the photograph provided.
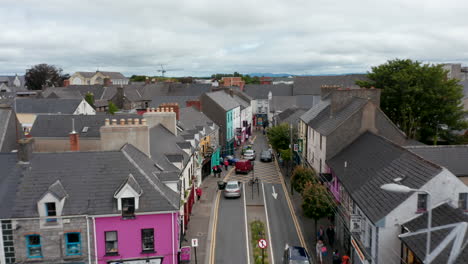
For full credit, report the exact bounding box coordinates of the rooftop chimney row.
[104,118,147,126]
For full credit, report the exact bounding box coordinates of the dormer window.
[114,174,143,220]
[417,193,428,212]
[45,202,57,222]
[122,198,135,218]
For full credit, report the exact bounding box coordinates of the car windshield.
[261,151,269,156]
[245,150,254,155]
[226,183,238,189]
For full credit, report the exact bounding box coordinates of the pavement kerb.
[205,167,234,264]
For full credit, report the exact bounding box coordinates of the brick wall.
[2,220,15,264]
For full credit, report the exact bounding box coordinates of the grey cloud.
[1,0,468,76]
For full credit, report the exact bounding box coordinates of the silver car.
[224,181,242,198]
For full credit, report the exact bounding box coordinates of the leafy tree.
[107,101,119,115]
[302,181,335,241]
[25,63,67,90]
[266,123,290,151]
[291,166,317,193]
[85,92,95,108]
[130,75,147,82]
[356,59,466,143]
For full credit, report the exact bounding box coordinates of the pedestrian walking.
[315,240,324,264]
[212,165,217,177]
[196,187,202,201]
[224,159,229,170]
[342,254,350,264]
[216,166,222,178]
[332,250,340,264]
[326,225,335,247]
[317,226,325,242]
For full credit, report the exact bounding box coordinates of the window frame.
[141,228,155,252]
[105,231,119,256]
[417,193,428,212]
[459,193,468,211]
[65,232,81,256]
[121,197,135,218]
[26,234,42,258]
[45,202,57,222]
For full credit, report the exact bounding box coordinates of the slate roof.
[401,203,468,264]
[328,132,442,223]
[9,144,179,217]
[142,83,212,98]
[30,114,139,138]
[47,180,68,200]
[299,100,330,124]
[99,71,127,79]
[0,153,22,219]
[178,107,216,138]
[14,98,83,114]
[275,107,307,125]
[76,72,95,78]
[0,108,19,152]
[243,84,293,99]
[293,74,367,95]
[204,91,240,111]
[313,97,368,135]
[405,145,468,176]
[270,95,321,113]
[149,124,189,171]
[41,88,83,99]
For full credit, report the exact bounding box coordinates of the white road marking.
[272,185,278,199]
[262,183,275,264]
[243,183,251,264]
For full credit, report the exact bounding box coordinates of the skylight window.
[82,126,89,133]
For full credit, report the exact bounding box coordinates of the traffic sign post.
[258,239,268,264]
[191,239,198,264]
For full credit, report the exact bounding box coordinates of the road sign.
[191,238,199,247]
[258,238,268,249]
[293,144,298,152]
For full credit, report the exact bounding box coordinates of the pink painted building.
[95,213,180,264]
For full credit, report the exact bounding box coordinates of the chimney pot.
[134,118,139,125]
[120,119,125,125]
[142,119,147,126]
[146,107,150,112]
[105,118,110,126]
[112,119,117,125]
[151,107,155,112]
[127,118,133,125]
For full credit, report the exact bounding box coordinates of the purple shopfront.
[95,213,180,264]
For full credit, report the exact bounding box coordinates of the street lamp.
[380,183,432,264]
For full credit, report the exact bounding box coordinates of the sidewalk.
[181,166,232,264]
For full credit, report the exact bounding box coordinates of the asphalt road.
[254,132,303,262]
[215,190,248,264]
[264,182,302,262]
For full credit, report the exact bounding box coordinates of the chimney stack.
[104,78,112,86]
[18,138,34,163]
[69,118,79,151]
[100,118,150,157]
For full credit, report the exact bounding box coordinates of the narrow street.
[211,130,306,263]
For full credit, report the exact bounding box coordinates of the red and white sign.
[258,238,268,249]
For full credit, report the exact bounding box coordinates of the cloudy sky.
[1,0,468,77]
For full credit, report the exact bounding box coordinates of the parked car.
[283,244,312,264]
[225,155,239,165]
[260,150,273,162]
[244,149,256,161]
[235,159,254,174]
[224,181,242,198]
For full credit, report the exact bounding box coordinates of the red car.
[235,159,253,174]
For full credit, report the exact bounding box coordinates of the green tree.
[302,181,335,241]
[85,92,95,108]
[356,59,466,143]
[291,166,316,193]
[25,63,67,90]
[107,101,119,115]
[266,123,290,151]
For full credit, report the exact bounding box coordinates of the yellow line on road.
[209,167,234,264]
[273,147,308,252]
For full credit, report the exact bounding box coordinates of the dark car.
[260,150,273,162]
[283,244,312,264]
